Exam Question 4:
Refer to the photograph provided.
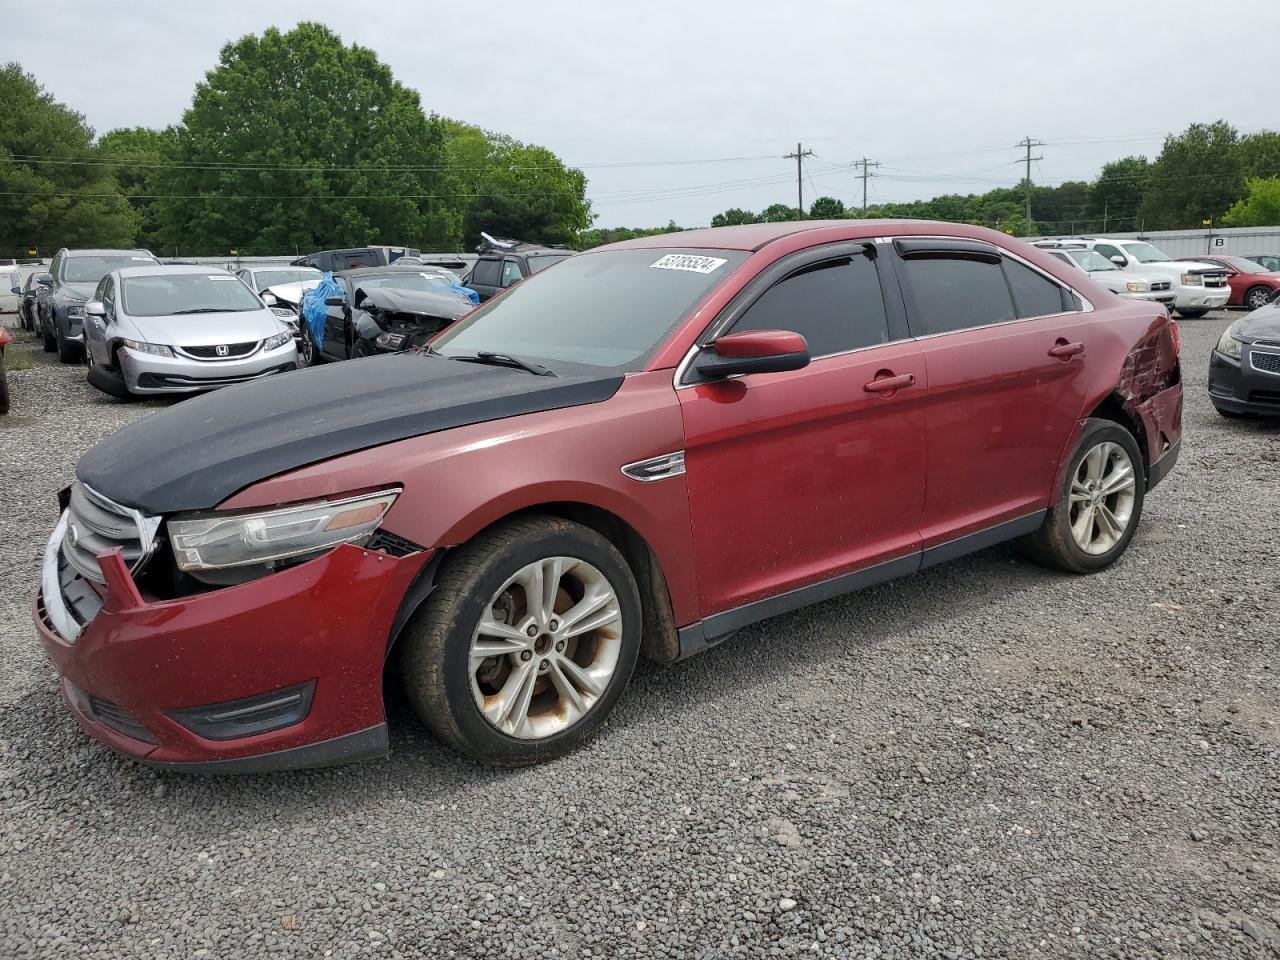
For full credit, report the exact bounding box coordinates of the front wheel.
[1019,419,1145,574]
[1176,308,1208,319]
[57,329,80,364]
[41,315,56,352]
[399,515,642,766]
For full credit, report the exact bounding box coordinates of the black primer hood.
[77,354,623,513]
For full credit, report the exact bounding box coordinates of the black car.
[464,235,574,302]
[312,266,473,361]
[1246,254,1280,272]
[35,249,159,362]
[9,273,40,332]
[1209,292,1280,417]
[291,246,420,273]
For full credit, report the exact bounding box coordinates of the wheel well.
[1085,393,1148,475]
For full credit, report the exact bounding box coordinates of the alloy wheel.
[469,556,623,739]
[1068,441,1137,555]
[1247,287,1272,310]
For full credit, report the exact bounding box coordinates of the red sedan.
[0,323,12,415]
[35,220,1183,772]
[1179,255,1280,311]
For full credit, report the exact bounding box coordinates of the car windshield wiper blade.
[450,351,556,377]
[170,307,233,314]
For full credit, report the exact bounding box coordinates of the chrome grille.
[61,483,158,584]
[1251,350,1280,376]
[176,340,260,360]
[1150,281,1171,291]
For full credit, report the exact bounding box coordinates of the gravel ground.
[0,313,1277,959]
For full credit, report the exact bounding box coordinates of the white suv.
[1060,237,1228,317]
[1033,241,1175,310]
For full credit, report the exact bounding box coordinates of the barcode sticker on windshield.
[650,254,727,274]
[208,274,237,280]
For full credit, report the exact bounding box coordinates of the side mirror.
[9,286,19,295]
[323,296,345,307]
[1109,255,1126,266]
[35,273,53,286]
[695,329,810,379]
[261,293,278,306]
[84,300,106,318]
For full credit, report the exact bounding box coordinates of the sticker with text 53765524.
[650,254,728,274]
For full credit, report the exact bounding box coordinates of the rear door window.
[728,251,890,357]
[897,255,1016,336]
[501,259,526,286]
[1002,257,1072,318]
[471,258,501,287]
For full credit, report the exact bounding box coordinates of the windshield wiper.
[171,307,234,315]
[451,351,556,377]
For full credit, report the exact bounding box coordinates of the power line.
[852,157,881,211]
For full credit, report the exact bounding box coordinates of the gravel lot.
[0,313,1276,959]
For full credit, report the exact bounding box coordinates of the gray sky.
[4,0,1279,228]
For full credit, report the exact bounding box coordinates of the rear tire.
[1244,285,1273,311]
[398,514,642,766]
[1019,419,1145,574]
[1176,308,1208,319]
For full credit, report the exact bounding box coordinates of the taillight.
[1169,318,1181,355]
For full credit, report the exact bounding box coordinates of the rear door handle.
[1048,340,1084,360]
[864,371,916,395]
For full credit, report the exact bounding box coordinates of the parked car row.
[33,219,1187,773]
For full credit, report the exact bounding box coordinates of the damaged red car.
[34,221,1183,772]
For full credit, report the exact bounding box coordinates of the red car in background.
[1179,255,1280,311]
[34,220,1183,772]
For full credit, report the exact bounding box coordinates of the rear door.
[322,279,351,360]
[679,241,928,617]
[891,239,1092,548]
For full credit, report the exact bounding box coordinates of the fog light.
[169,681,315,740]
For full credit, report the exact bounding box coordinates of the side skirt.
[674,510,1046,660]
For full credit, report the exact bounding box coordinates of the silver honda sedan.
[82,265,298,398]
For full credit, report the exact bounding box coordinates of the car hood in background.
[264,279,322,306]
[129,308,285,345]
[1238,300,1280,341]
[57,283,98,301]
[357,287,473,320]
[76,354,624,513]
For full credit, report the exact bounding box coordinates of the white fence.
[1033,225,1280,259]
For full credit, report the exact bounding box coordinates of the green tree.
[808,195,845,219]
[97,126,176,252]
[0,63,137,256]
[443,121,590,249]
[576,220,681,250]
[1140,122,1242,229]
[154,23,458,256]
[710,207,758,227]
[1223,177,1280,227]
[759,203,801,222]
[1087,156,1150,231]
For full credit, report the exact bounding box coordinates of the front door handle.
[864,371,916,395]
[1048,340,1084,360]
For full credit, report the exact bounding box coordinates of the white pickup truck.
[1033,241,1175,310]
[1064,237,1229,318]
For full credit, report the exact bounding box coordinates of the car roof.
[115,264,236,279]
[596,219,1011,253]
[64,249,156,257]
[337,265,450,278]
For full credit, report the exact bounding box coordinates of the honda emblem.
[215,344,229,357]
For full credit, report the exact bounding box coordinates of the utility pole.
[853,157,881,211]
[785,142,814,218]
[1017,136,1043,237]
[1102,201,1108,233]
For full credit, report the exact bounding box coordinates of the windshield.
[526,254,572,274]
[353,272,467,294]
[1222,256,1268,274]
[64,255,156,283]
[121,273,264,317]
[1068,249,1117,272]
[254,269,321,288]
[434,247,748,372]
[1123,242,1172,263]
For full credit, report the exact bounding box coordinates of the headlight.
[375,332,407,349]
[1181,273,1203,287]
[262,331,293,351]
[1215,327,1244,361]
[1125,280,1150,293]
[169,488,400,572]
[120,338,174,358]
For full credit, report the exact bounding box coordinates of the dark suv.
[291,246,420,273]
[36,249,159,362]
[464,236,575,301]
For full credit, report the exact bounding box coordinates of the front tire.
[1176,308,1208,319]
[399,514,642,766]
[41,313,56,352]
[57,328,80,364]
[1019,419,1145,574]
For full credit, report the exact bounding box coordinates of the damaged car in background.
[301,265,476,362]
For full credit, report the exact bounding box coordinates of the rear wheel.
[399,515,642,766]
[1176,308,1208,319]
[1019,419,1145,574]
[1244,285,1273,311]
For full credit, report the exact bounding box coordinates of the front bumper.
[1208,343,1280,416]
[1173,286,1230,311]
[1123,290,1176,307]
[118,343,298,394]
[34,539,429,772]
